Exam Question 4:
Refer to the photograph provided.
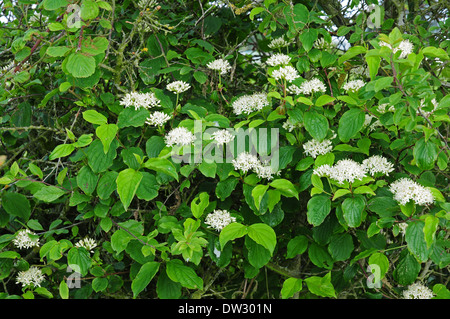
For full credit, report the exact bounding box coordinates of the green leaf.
[315,95,335,107]
[245,236,271,269]
[116,168,143,210]
[366,55,380,80]
[166,259,203,290]
[305,272,336,298]
[47,46,71,57]
[76,166,98,195]
[59,281,69,299]
[249,7,265,20]
[374,77,394,92]
[66,53,96,78]
[405,221,430,262]
[413,138,438,170]
[80,0,99,20]
[219,223,248,249]
[144,158,178,181]
[252,184,269,210]
[97,171,119,200]
[49,144,75,160]
[303,111,329,141]
[43,0,68,10]
[67,247,91,276]
[342,195,365,227]
[299,28,318,52]
[422,46,449,60]
[423,215,439,248]
[247,223,277,255]
[215,177,239,200]
[87,139,119,173]
[306,195,331,226]
[34,185,66,202]
[368,252,389,279]
[338,108,365,142]
[286,235,308,258]
[117,107,150,128]
[338,46,367,64]
[156,270,182,299]
[96,124,118,154]
[110,229,133,253]
[92,277,108,293]
[281,277,303,299]
[269,178,298,199]
[136,172,159,201]
[2,192,31,221]
[191,192,209,219]
[328,233,354,261]
[131,262,160,298]
[393,252,420,285]
[83,110,108,125]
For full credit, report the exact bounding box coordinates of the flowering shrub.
[0,0,449,300]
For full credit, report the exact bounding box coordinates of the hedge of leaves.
[0,0,449,299]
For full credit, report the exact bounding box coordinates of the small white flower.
[350,65,370,78]
[146,111,171,126]
[204,209,236,231]
[297,78,327,95]
[167,80,191,94]
[402,282,434,299]
[342,79,365,92]
[313,38,336,50]
[271,65,300,82]
[232,92,269,115]
[13,229,40,249]
[254,163,279,181]
[207,58,232,75]
[417,98,438,117]
[16,266,45,288]
[266,53,291,67]
[232,152,261,173]
[268,37,291,50]
[120,92,161,110]
[314,159,367,185]
[397,222,408,236]
[362,155,394,176]
[389,178,434,206]
[75,238,98,253]
[282,119,303,132]
[379,39,414,59]
[164,127,196,147]
[211,129,235,144]
[377,103,395,113]
[303,139,333,158]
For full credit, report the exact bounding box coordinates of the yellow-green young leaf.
[270,178,298,199]
[82,110,108,125]
[247,223,277,255]
[96,123,118,154]
[219,223,248,249]
[166,259,203,290]
[49,144,75,160]
[281,278,303,299]
[59,281,69,299]
[423,215,439,248]
[305,272,336,298]
[191,192,209,219]
[332,188,351,200]
[315,95,335,107]
[353,185,376,196]
[338,45,367,64]
[66,53,96,78]
[249,7,265,20]
[144,158,179,181]
[116,168,143,210]
[368,252,389,279]
[252,184,269,210]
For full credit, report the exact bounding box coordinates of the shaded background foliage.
[0,0,449,299]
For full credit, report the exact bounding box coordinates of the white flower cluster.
[303,138,333,158]
[75,238,98,253]
[313,159,367,185]
[146,111,171,126]
[232,152,279,180]
[362,155,394,176]
[16,266,45,288]
[204,209,236,232]
[363,114,383,132]
[397,222,408,236]
[417,98,438,117]
[282,119,303,132]
[313,38,336,50]
[402,282,434,299]
[268,37,291,50]
[342,79,365,92]
[164,127,196,147]
[232,92,269,115]
[266,53,291,67]
[314,155,394,184]
[207,58,232,75]
[166,80,191,94]
[389,178,434,206]
[210,129,235,144]
[379,39,414,59]
[296,78,327,95]
[120,92,161,110]
[272,65,300,82]
[13,229,40,249]
[350,65,370,78]
[377,103,395,114]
